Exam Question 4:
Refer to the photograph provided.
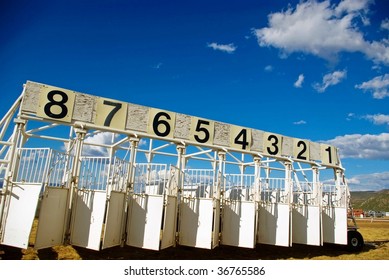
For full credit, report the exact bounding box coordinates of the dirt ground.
[1,218,388,260]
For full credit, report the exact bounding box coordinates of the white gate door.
[322,207,347,245]
[70,190,106,250]
[160,195,177,249]
[222,200,256,248]
[126,194,164,250]
[292,205,320,246]
[34,187,68,249]
[257,203,290,247]
[102,190,126,249]
[1,183,42,249]
[179,197,214,249]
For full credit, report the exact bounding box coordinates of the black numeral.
[194,120,210,143]
[234,129,249,150]
[102,100,122,126]
[44,90,68,119]
[325,146,332,164]
[297,141,307,160]
[267,134,279,155]
[153,112,171,137]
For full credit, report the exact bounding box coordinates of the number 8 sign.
[37,86,75,123]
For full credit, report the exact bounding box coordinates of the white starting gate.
[0,81,356,253]
[126,163,179,250]
[179,168,220,249]
[221,174,257,248]
[257,177,291,247]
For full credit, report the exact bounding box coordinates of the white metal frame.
[0,82,353,252]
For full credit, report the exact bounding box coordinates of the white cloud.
[323,133,389,160]
[347,172,389,191]
[254,0,389,65]
[313,69,347,92]
[207,42,237,54]
[381,18,389,30]
[264,65,274,72]
[83,132,116,156]
[293,120,307,125]
[153,62,163,69]
[355,74,389,99]
[294,74,305,88]
[363,114,389,125]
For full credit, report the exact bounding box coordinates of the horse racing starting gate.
[0,81,364,253]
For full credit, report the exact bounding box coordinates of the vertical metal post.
[121,137,139,247]
[284,161,293,246]
[64,127,86,244]
[253,156,261,244]
[216,151,226,200]
[253,157,262,202]
[214,151,225,247]
[174,144,186,246]
[335,168,344,207]
[106,146,116,198]
[312,166,319,205]
[312,165,323,245]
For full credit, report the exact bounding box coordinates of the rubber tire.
[347,230,364,252]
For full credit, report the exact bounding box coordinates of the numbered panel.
[293,139,310,161]
[36,85,76,123]
[190,117,214,145]
[26,81,341,166]
[95,97,128,130]
[230,125,251,151]
[148,108,176,139]
[263,132,283,157]
[320,144,339,166]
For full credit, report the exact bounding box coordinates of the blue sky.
[1,0,388,191]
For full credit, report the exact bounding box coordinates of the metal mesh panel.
[133,163,168,195]
[109,157,129,192]
[15,148,51,183]
[260,178,289,203]
[322,183,347,207]
[78,157,110,190]
[224,174,255,201]
[183,169,214,198]
[46,150,73,187]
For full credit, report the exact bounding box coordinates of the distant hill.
[350,189,389,212]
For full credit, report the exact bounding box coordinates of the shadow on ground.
[1,241,381,260]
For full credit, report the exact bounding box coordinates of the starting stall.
[257,160,292,247]
[179,167,221,249]
[222,173,257,248]
[291,163,321,246]
[126,163,179,251]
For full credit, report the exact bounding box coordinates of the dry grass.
[1,218,388,260]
